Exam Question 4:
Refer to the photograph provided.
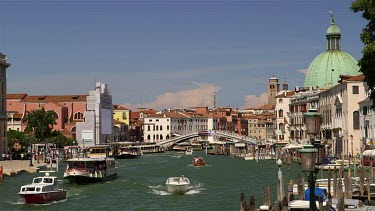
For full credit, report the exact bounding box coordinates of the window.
[279,99,283,103]
[74,112,84,120]
[353,86,359,94]
[147,125,150,131]
[363,106,368,115]
[353,111,359,130]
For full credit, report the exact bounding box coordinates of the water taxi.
[165,175,190,194]
[114,142,142,159]
[63,157,117,184]
[193,157,205,166]
[19,172,67,204]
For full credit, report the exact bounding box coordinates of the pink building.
[7,94,88,139]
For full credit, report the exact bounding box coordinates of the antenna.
[213,92,216,109]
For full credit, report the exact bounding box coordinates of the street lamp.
[276,159,283,201]
[300,107,323,211]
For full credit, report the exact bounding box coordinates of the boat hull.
[194,163,205,167]
[19,191,67,204]
[166,184,189,194]
[116,154,140,159]
[64,174,117,184]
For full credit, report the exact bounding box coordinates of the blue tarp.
[304,188,326,201]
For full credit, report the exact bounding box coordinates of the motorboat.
[64,157,118,184]
[19,172,67,204]
[322,159,350,170]
[165,176,190,194]
[185,149,193,155]
[193,157,205,166]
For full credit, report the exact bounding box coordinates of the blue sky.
[0,0,366,110]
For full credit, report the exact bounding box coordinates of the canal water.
[0,151,303,210]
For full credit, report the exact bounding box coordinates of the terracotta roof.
[147,112,188,119]
[7,93,28,100]
[113,104,130,110]
[130,111,140,119]
[348,74,365,81]
[276,91,295,97]
[21,95,87,103]
[259,104,275,110]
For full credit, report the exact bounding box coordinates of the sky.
[0,0,367,110]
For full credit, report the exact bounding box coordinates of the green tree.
[351,1,375,108]
[24,107,57,142]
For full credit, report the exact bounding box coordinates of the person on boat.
[180,175,186,183]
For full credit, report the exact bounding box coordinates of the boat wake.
[186,183,205,195]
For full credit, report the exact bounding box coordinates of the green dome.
[327,24,340,35]
[304,50,360,88]
[304,15,360,89]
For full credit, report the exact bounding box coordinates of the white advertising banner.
[82,130,93,142]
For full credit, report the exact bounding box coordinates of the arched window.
[148,125,150,131]
[147,135,150,140]
[166,135,170,139]
[278,109,283,118]
[156,125,159,131]
[74,112,84,120]
[160,125,163,130]
[279,123,284,131]
[353,111,360,130]
[160,135,163,140]
[167,125,169,130]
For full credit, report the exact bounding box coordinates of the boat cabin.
[19,173,63,194]
[88,145,112,158]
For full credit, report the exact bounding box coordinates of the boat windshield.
[33,177,43,183]
[43,178,53,183]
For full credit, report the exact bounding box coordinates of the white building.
[76,82,113,147]
[359,82,374,152]
[274,90,294,143]
[143,111,218,143]
[318,75,366,157]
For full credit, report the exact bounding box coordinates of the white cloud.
[296,68,308,75]
[121,82,220,110]
[242,92,268,109]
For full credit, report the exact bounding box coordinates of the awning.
[235,143,246,147]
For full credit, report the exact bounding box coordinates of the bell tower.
[268,76,279,106]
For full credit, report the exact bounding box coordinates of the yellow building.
[113,105,130,141]
[0,53,10,157]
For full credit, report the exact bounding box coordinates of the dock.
[0,160,49,177]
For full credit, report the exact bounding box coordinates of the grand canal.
[1,151,302,210]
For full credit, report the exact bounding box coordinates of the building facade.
[76,82,113,147]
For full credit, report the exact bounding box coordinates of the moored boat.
[19,172,67,204]
[165,176,190,194]
[63,157,117,184]
[193,157,205,166]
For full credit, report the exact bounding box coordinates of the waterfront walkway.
[0,160,48,177]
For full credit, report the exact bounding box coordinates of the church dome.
[327,24,340,35]
[304,13,360,89]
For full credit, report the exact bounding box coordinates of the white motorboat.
[185,149,193,155]
[19,172,67,204]
[165,176,190,194]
